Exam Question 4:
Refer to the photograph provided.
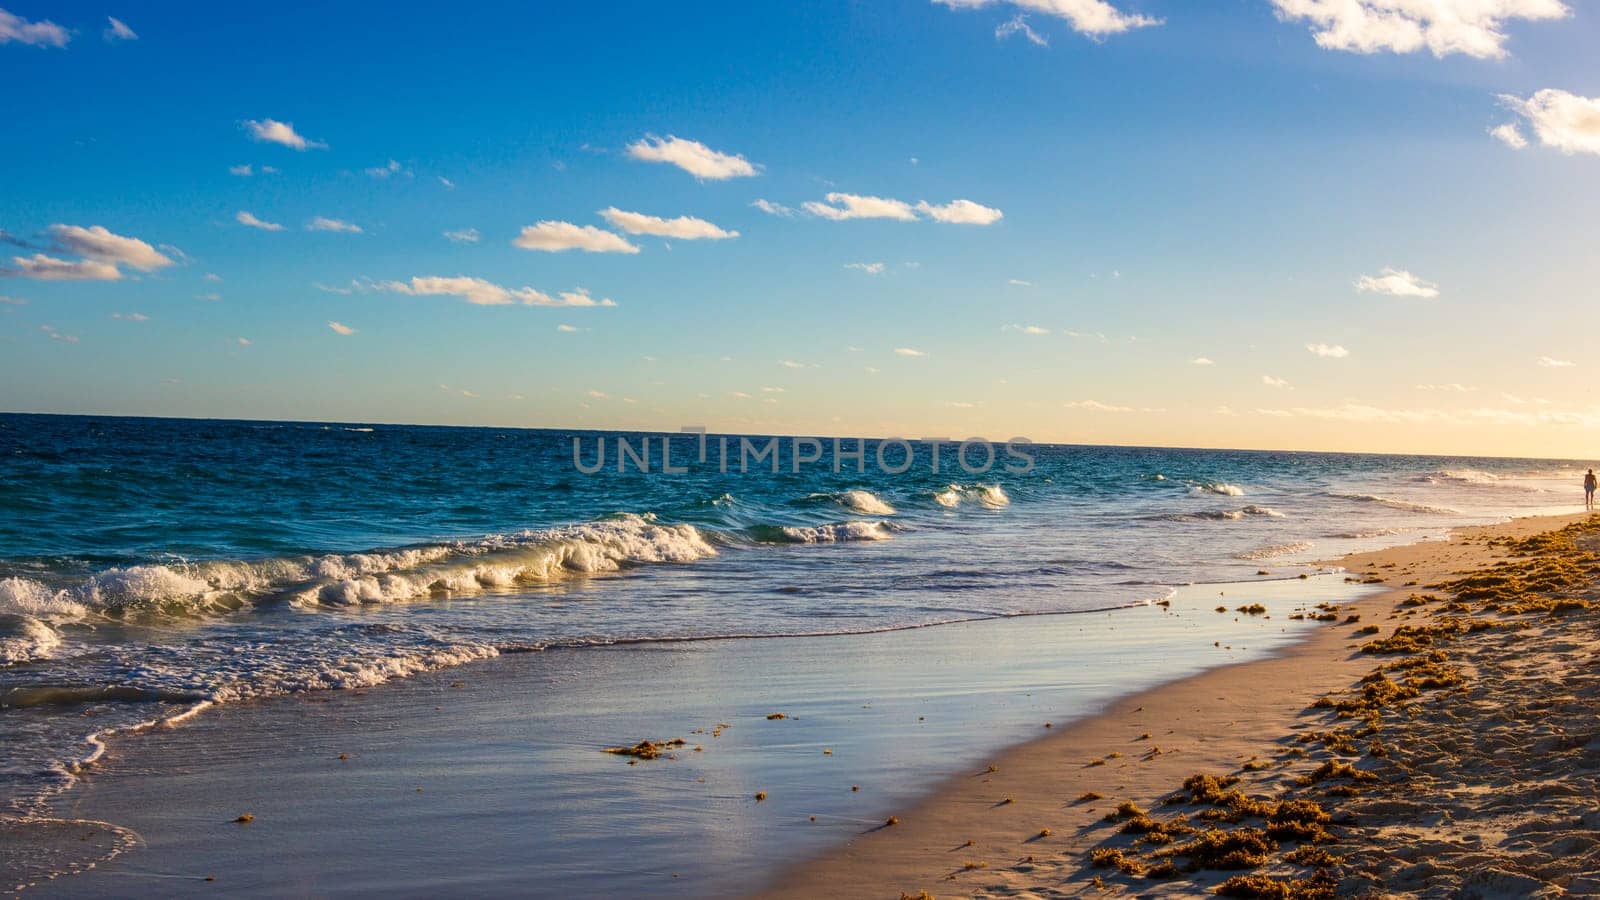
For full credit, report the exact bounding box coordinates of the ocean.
[0,413,1584,824]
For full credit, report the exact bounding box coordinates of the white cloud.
[243,118,326,150]
[1538,355,1575,368]
[443,228,480,244]
[7,254,122,281]
[236,211,284,232]
[48,224,174,272]
[229,164,254,176]
[915,198,1004,225]
[365,159,406,178]
[438,176,456,189]
[1490,122,1528,149]
[751,199,795,217]
[1008,278,1033,286]
[1306,342,1349,358]
[512,221,639,254]
[0,8,68,47]
[111,312,149,321]
[377,275,617,308]
[996,13,1048,44]
[933,0,1162,38]
[40,325,79,343]
[1416,383,1474,392]
[306,216,363,233]
[779,359,808,369]
[599,208,738,240]
[586,389,608,399]
[0,295,25,305]
[235,337,251,346]
[804,192,918,221]
[328,321,356,336]
[761,386,785,393]
[845,262,886,275]
[1004,323,1051,335]
[1065,399,1163,412]
[626,135,759,180]
[1498,89,1600,156]
[204,273,222,282]
[1191,356,1215,366]
[1355,267,1439,298]
[105,16,137,41]
[894,347,927,357]
[1268,0,1568,59]
[556,324,581,333]
[1262,374,1292,388]
[196,292,221,301]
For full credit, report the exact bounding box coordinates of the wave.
[1233,541,1315,561]
[748,521,896,544]
[932,484,1010,509]
[1189,482,1244,497]
[0,615,61,666]
[1166,505,1284,523]
[0,514,721,627]
[809,490,896,515]
[1330,526,1415,539]
[1328,493,1460,515]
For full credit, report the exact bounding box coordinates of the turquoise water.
[0,413,1584,815]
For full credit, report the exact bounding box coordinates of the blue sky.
[2,0,1598,455]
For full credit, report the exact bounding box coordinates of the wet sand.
[763,511,1596,898]
[21,574,1373,898]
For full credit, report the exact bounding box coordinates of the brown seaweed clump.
[603,737,687,760]
[1159,827,1276,870]
[1215,870,1336,899]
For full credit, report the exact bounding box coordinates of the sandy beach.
[765,511,1600,898]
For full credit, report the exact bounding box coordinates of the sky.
[2,0,1598,457]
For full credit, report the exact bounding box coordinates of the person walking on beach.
[1585,469,1597,510]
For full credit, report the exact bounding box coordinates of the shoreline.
[16,572,1369,897]
[12,511,1589,897]
[759,510,1597,897]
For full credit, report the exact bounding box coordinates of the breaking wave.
[749,521,896,544]
[1328,493,1460,515]
[1190,482,1245,497]
[932,484,1010,509]
[1234,541,1315,561]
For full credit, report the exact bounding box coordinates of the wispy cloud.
[1267,0,1568,59]
[328,321,356,336]
[933,0,1162,38]
[915,199,1004,225]
[1190,356,1215,366]
[306,216,363,233]
[377,275,617,308]
[111,312,149,321]
[229,164,279,176]
[236,211,284,232]
[599,208,738,240]
[40,325,78,343]
[104,16,137,41]
[1355,267,1439,298]
[845,262,886,275]
[512,221,639,254]
[803,193,1003,225]
[1064,399,1162,412]
[443,228,480,244]
[1262,374,1292,388]
[364,159,408,178]
[996,14,1048,45]
[0,8,68,47]
[751,199,795,217]
[1489,122,1528,149]
[1498,90,1600,156]
[1306,342,1349,358]
[626,135,759,180]
[894,347,927,357]
[1004,323,1051,335]
[1538,355,1575,368]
